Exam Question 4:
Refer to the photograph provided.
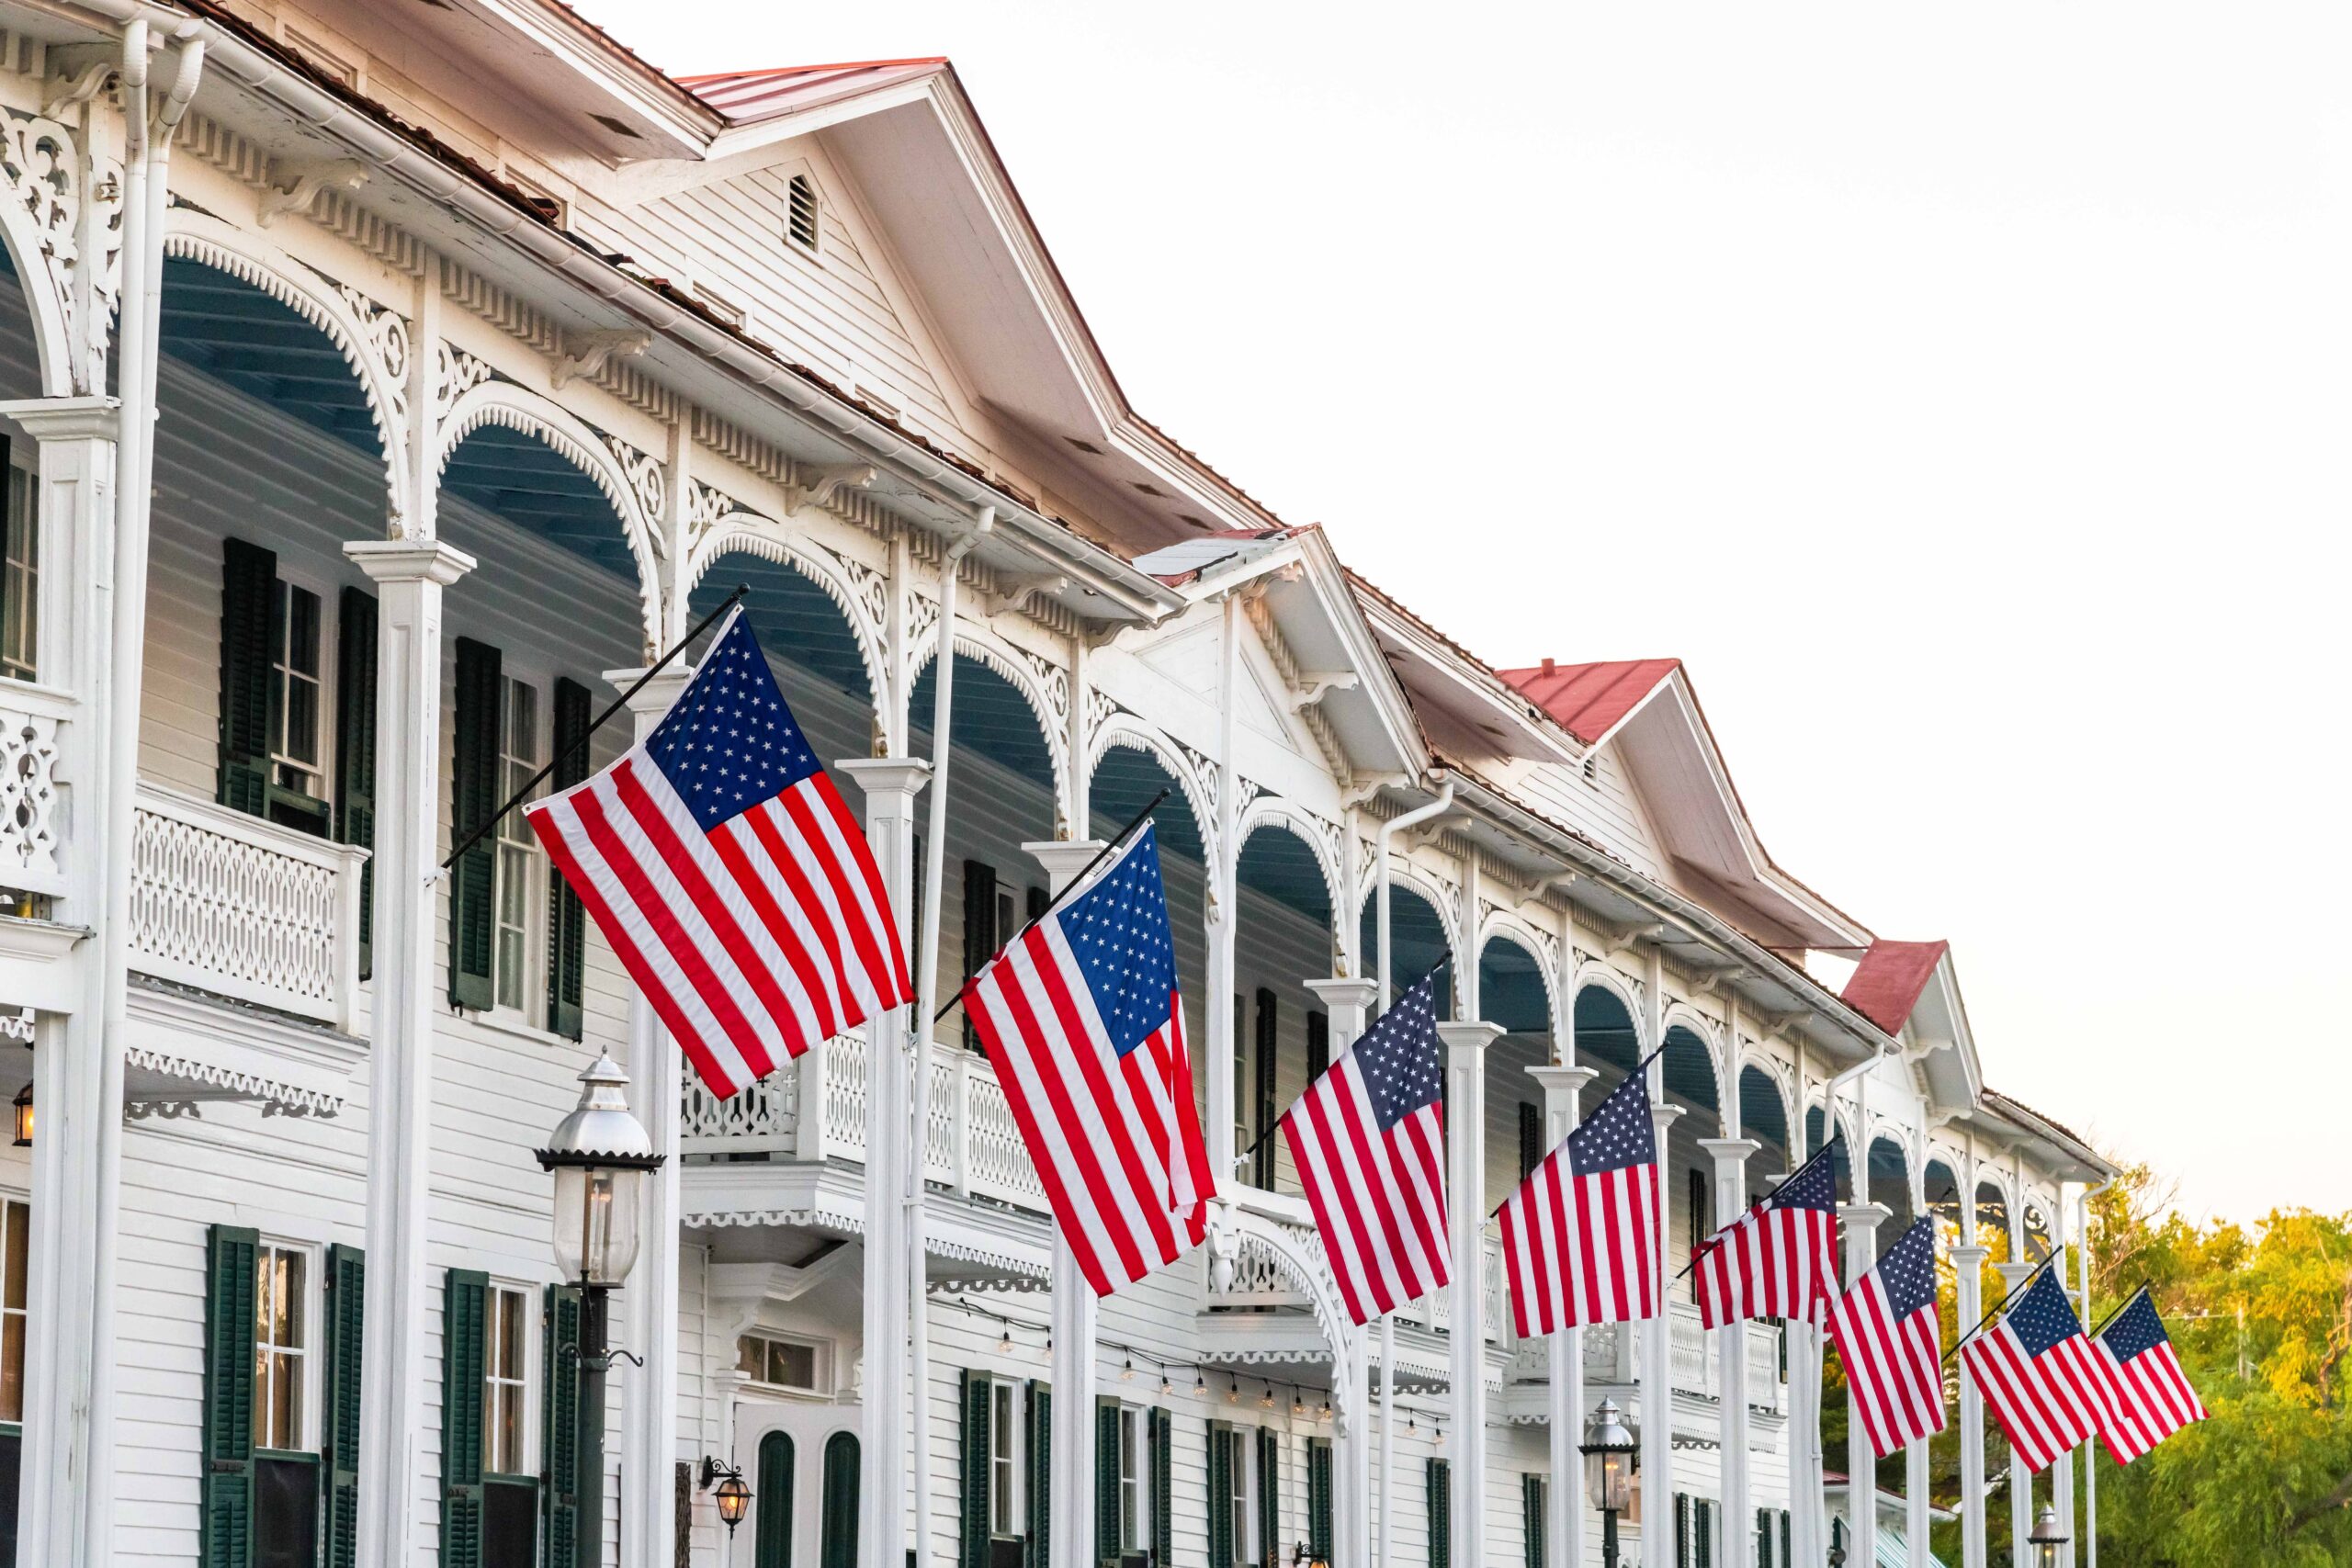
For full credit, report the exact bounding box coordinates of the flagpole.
[1941,1253,2059,1367]
[439,582,747,872]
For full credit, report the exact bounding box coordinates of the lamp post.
[535,1053,664,1568]
[2029,1504,2070,1568]
[1580,1397,1637,1568]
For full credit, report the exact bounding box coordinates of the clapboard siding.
[1509,744,1669,882]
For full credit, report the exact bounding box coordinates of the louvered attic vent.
[787,174,820,253]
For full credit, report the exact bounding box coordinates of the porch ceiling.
[157,254,384,459]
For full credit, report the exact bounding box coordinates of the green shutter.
[1252,990,1277,1187]
[819,1432,859,1568]
[960,1371,992,1568]
[1255,1427,1277,1568]
[1675,1494,1690,1568]
[441,1269,489,1568]
[547,678,591,1038]
[200,1225,259,1568]
[1779,1512,1790,1568]
[334,588,378,979]
[1306,1011,1329,1082]
[1522,1474,1544,1568]
[218,539,277,818]
[1206,1424,1233,1568]
[540,1284,582,1568]
[1024,1384,1050,1568]
[1148,1406,1172,1568]
[1756,1506,1771,1568]
[450,637,501,1010]
[1426,1458,1450,1568]
[1306,1438,1332,1563]
[321,1244,365,1568]
[961,860,995,1050]
[1519,1102,1543,1179]
[1094,1396,1120,1563]
[756,1430,795,1568]
[1026,885,1048,926]
[1697,1500,1713,1568]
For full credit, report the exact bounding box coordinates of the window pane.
[737,1337,763,1379]
[4,1201,25,1312]
[0,1307,21,1423]
[287,587,320,678]
[774,1341,814,1387]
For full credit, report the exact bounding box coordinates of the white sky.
[573,1,2351,1224]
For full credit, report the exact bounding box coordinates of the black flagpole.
[1486,1042,1673,1224]
[929,786,1170,1027]
[440,583,749,873]
[1941,1250,2060,1367]
[1231,957,1454,1170]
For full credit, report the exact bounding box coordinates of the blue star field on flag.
[2100,1291,2171,1363]
[1057,824,1178,1059]
[1767,1142,1840,1214]
[1876,1217,1939,1318]
[644,610,820,829]
[1356,972,1446,1132]
[2007,1266,2088,1356]
[1569,1068,1657,1176]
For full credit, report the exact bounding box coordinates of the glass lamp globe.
[1579,1396,1637,1513]
[535,1053,663,1288]
[2028,1504,2069,1568]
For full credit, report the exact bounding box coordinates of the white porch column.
[847,759,929,1568]
[1702,1136,1760,1562]
[1437,1019,1501,1568]
[610,664,695,1568]
[1840,1201,1890,1568]
[1642,1095,1685,1559]
[1204,592,1239,1186]
[1033,840,1110,1568]
[1307,976,1379,1568]
[1949,1243,1989,1568]
[1530,1064,1596,1568]
[1,396,116,1568]
[1996,1261,2038,1565]
[2051,1190,2076,1568]
[345,538,476,1568]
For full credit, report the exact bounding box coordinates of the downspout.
[908,505,990,1568]
[1373,779,1453,1568]
[89,23,201,1568]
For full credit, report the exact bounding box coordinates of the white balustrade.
[1746,1321,1784,1410]
[1668,1302,1714,1398]
[1483,1225,1505,1343]
[0,683,68,899]
[128,781,367,1029]
[681,1070,797,1156]
[823,1028,869,1156]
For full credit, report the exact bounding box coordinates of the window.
[1232,994,1249,1174]
[254,1242,310,1450]
[271,579,324,801]
[0,458,34,682]
[0,1198,26,1423]
[787,173,820,253]
[492,676,543,1014]
[990,1380,1023,1533]
[483,1283,531,1475]
[1231,1426,1260,1565]
[736,1331,821,1393]
[1117,1404,1151,1552]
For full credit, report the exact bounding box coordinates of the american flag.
[1960,1264,2110,1473]
[1825,1217,1948,1459]
[1279,973,1449,1325]
[964,825,1215,1296]
[1691,1141,1839,1329]
[2089,1289,2208,1465]
[526,607,910,1098]
[1498,1068,1660,1336]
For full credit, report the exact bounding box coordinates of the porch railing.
[128,781,368,1030]
[0,683,69,901]
[1508,1314,1783,1406]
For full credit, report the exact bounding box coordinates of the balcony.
[682,1033,1051,1213]
[0,682,70,904]
[128,782,369,1032]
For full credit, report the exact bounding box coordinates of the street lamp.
[537,1053,663,1568]
[1580,1396,1638,1568]
[2028,1504,2069,1568]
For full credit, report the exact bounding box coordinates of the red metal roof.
[675,61,949,123]
[1838,940,1950,1035]
[1495,659,1682,746]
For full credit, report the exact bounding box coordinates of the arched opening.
[1356,881,1453,1018]
[1661,1024,1721,1297]
[1805,1104,1854,1200]
[1868,1136,1914,1231]
[1478,931,1555,1214]
[1974,1179,2014,1267]
[2023,1203,2054,1264]
[912,649,1065,1050]
[1738,1064,1792,1203]
[1572,984,1639,1075]
[435,412,646,1032]
[684,547,878,804]
[1923,1158,1963,1246]
[1232,818,1336,1194]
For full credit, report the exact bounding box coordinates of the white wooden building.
[0,5,2114,1568]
